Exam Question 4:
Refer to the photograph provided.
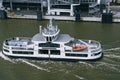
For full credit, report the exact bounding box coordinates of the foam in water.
[96,62,120,67]
[0,51,50,72]
[95,62,120,73]
[103,58,117,63]
[74,74,84,80]
[105,55,120,59]
[78,61,94,68]
[18,59,50,72]
[0,51,15,63]
[104,47,120,52]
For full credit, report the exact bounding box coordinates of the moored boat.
[2,19,103,61]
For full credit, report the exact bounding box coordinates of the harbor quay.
[1,0,120,23]
[7,14,102,22]
[6,14,120,23]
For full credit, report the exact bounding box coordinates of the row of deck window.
[11,50,88,57]
[66,53,88,57]
[39,50,88,57]
[39,43,60,47]
[39,50,60,55]
[12,51,33,54]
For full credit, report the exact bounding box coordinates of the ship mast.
[42,19,60,42]
[39,25,42,34]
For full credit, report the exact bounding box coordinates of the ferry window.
[3,49,9,52]
[94,52,101,56]
[50,50,60,55]
[39,50,48,54]
[39,43,60,47]
[70,54,76,56]
[46,37,53,42]
[77,54,88,57]
[46,37,49,41]
[50,37,52,42]
[65,53,88,57]
[12,51,33,54]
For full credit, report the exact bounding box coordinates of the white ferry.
[2,20,103,61]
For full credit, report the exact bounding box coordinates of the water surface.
[0,19,120,80]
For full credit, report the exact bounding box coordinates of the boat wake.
[104,47,120,52]
[95,62,120,73]
[78,57,120,73]
[104,54,120,59]
[103,47,120,59]
[0,51,15,63]
[74,74,84,80]
[0,51,50,72]
[78,61,94,68]
[17,59,50,72]
[1,50,120,74]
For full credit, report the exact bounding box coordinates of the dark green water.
[0,19,120,80]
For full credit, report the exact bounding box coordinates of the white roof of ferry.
[32,33,46,42]
[32,33,74,43]
[54,34,74,43]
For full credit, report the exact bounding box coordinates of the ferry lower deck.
[3,37,103,61]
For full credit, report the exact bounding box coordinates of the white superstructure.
[2,19,103,61]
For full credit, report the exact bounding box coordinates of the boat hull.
[2,51,103,61]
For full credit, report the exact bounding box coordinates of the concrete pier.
[7,14,75,20]
[81,17,101,22]
[7,13,120,23]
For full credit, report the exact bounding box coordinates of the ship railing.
[65,50,88,54]
[3,37,34,50]
[11,47,34,50]
[81,39,101,47]
[90,45,101,53]
[43,23,59,35]
[64,46,72,52]
[4,37,31,46]
[3,40,10,49]
[66,46,101,53]
[65,47,88,53]
[42,28,60,36]
[43,28,58,35]
[90,44,101,53]
[79,39,101,52]
[91,47,101,53]
[3,45,9,49]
